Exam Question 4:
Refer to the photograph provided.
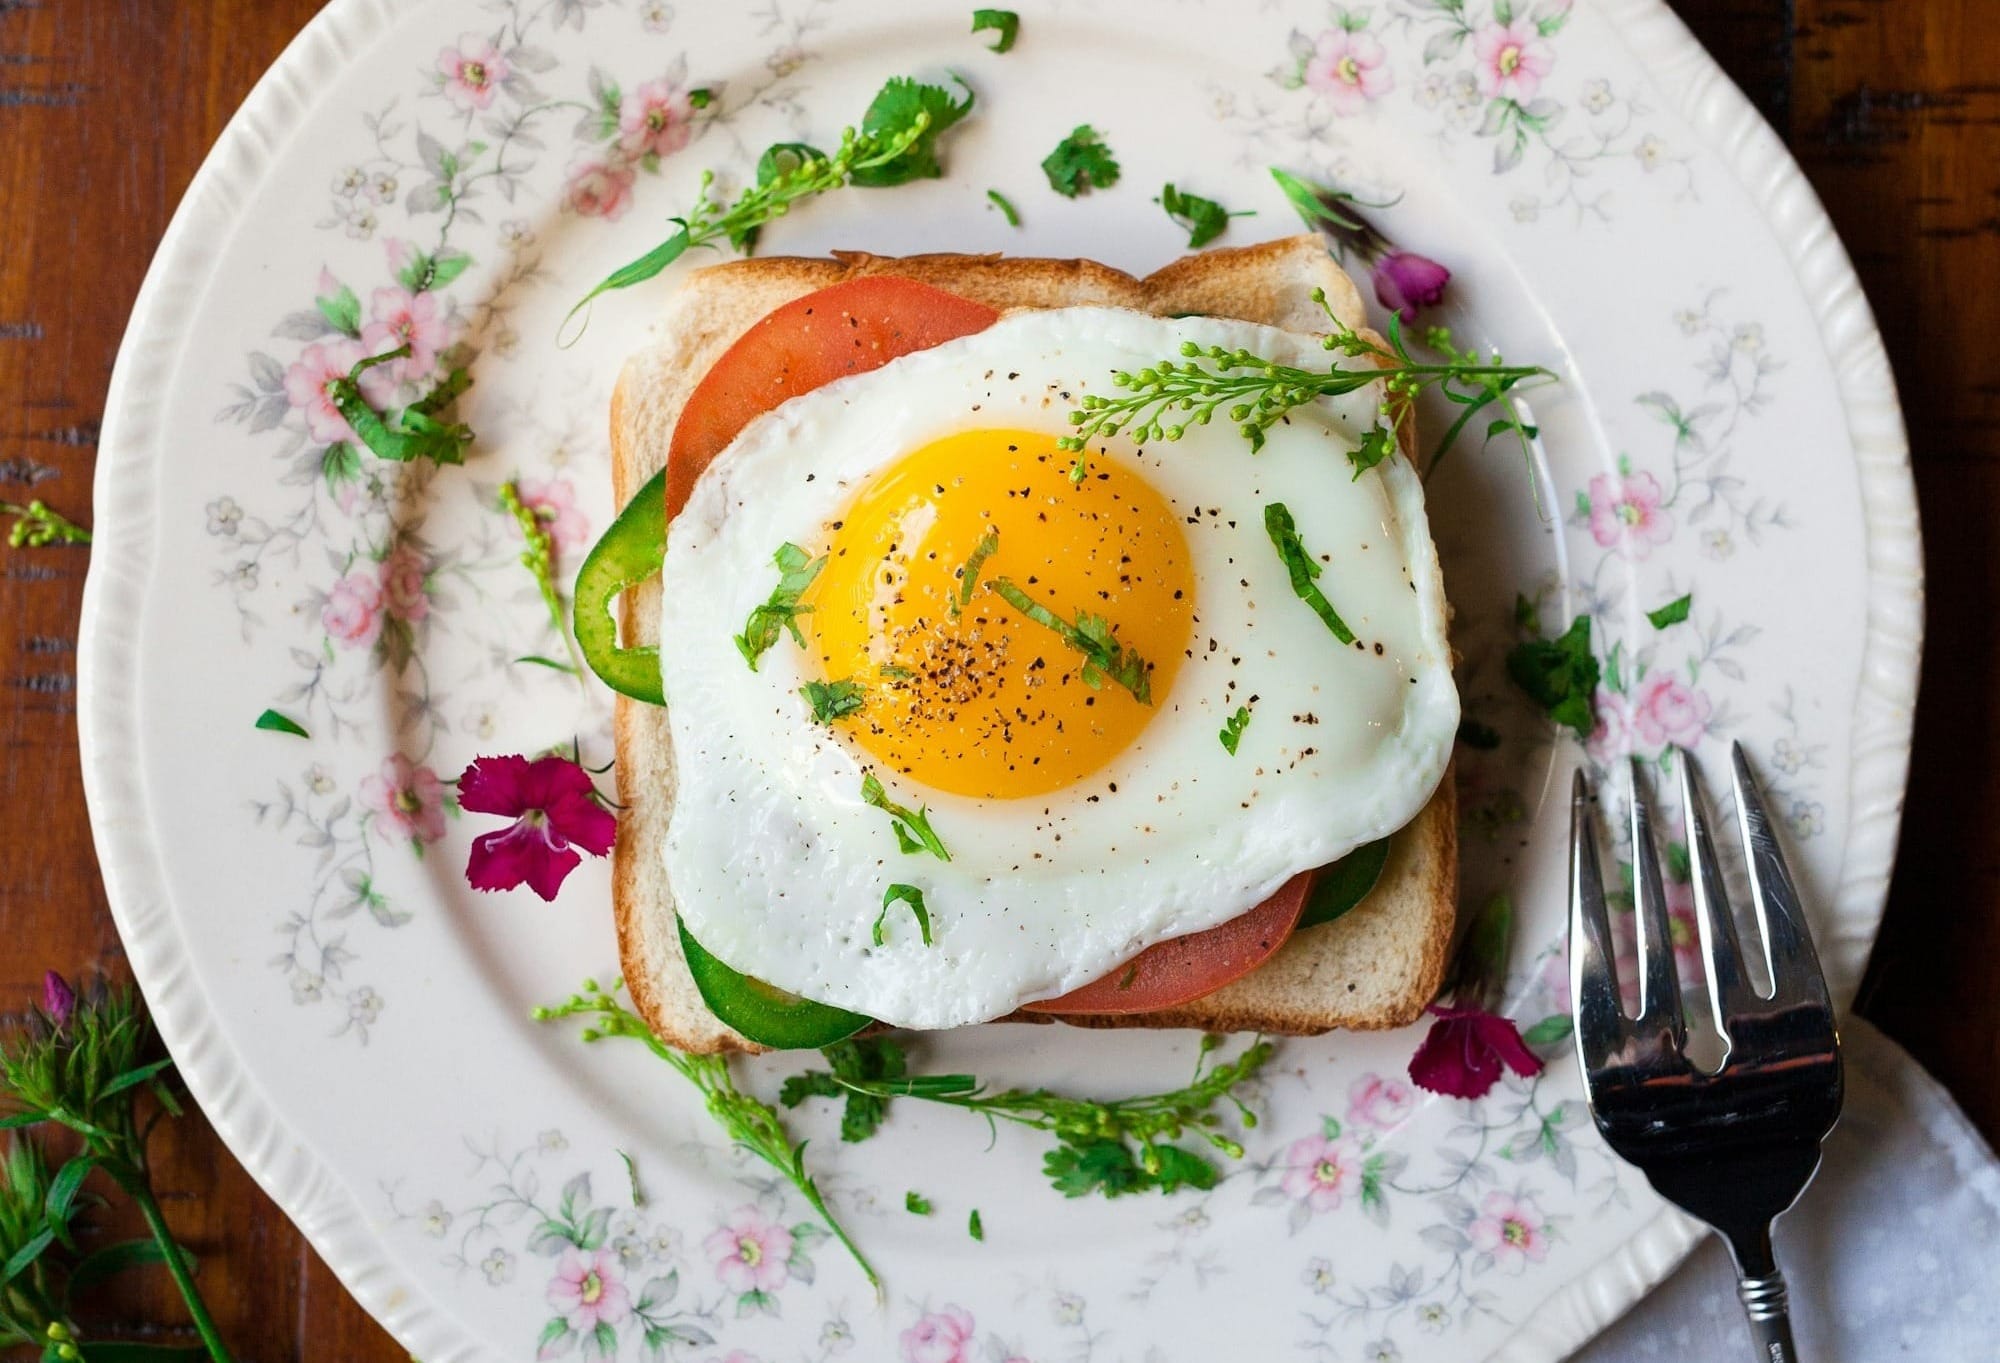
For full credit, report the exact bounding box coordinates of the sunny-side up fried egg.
[658,306,1458,1029]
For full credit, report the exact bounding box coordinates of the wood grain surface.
[0,0,1991,1351]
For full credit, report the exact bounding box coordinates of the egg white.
[658,307,1458,1029]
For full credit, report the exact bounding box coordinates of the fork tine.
[1628,759,1687,1047]
[1675,748,1761,1041]
[1569,769,1629,1069]
[1730,742,1833,1008]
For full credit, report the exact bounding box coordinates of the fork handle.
[1737,1270,1798,1362]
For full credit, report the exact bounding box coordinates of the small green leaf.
[861,772,951,862]
[1218,704,1252,755]
[100,1056,175,1100]
[254,708,310,739]
[1042,125,1120,197]
[874,883,934,946]
[1646,592,1692,629]
[0,1228,52,1285]
[905,1190,933,1215]
[951,529,1000,615]
[1321,1115,1343,1139]
[1264,502,1356,644]
[986,188,1021,226]
[850,76,976,188]
[1522,1014,1573,1045]
[565,223,694,337]
[428,248,474,290]
[1505,614,1600,738]
[44,1155,93,1246]
[515,654,581,674]
[1348,424,1397,478]
[1159,182,1250,249]
[971,8,1019,51]
[968,1208,984,1240]
[736,541,826,670]
[1269,166,1370,233]
[1300,838,1390,928]
[315,280,362,338]
[801,678,866,724]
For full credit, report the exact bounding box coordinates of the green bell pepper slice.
[574,468,667,704]
[1298,836,1390,930]
[678,917,874,1050]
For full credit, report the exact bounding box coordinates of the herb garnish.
[1647,593,1692,629]
[736,542,826,670]
[801,678,866,724]
[861,771,952,861]
[536,980,881,1294]
[905,1190,933,1215]
[1,500,90,547]
[875,884,934,947]
[1263,503,1356,645]
[1505,613,1600,738]
[986,189,1021,226]
[1042,124,1120,197]
[326,345,474,466]
[951,529,1000,615]
[254,709,310,739]
[985,577,1152,703]
[1159,183,1250,249]
[778,1036,907,1143]
[968,1208,985,1240]
[500,479,585,676]
[1219,704,1252,755]
[1059,290,1550,483]
[784,1033,1273,1199]
[566,77,974,333]
[971,8,1020,51]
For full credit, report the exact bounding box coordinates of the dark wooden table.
[2,0,1992,1351]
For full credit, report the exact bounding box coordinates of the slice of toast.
[610,235,1457,1054]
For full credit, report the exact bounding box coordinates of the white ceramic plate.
[79,0,1917,1359]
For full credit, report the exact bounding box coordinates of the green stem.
[123,1176,233,1363]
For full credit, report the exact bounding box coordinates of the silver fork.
[1570,742,1844,1363]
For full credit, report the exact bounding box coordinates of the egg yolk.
[805,429,1195,800]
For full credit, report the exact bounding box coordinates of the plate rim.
[76,0,1921,1358]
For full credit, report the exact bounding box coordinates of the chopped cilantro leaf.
[952,529,1000,614]
[1219,704,1252,755]
[254,709,310,739]
[968,1208,984,1240]
[986,188,1021,226]
[861,771,952,861]
[1159,182,1250,249]
[801,678,865,724]
[874,883,935,947]
[971,8,1019,51]
[986,576,1152,702]
[1348,424,1397,478]
[1042,124,1120,198]
[1505,613,1600,738]
[851,76,976,188]
[905,1190,933,1215]
[735,541,825,670]
[1647,592,1692,629]
[1264,503,1356,644]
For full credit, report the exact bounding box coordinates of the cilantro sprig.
[1059,289,1551,483]
[329,345,475,465]
[1160,183,1250,249]
[1042,124,1120,197]
[777,1036,907,1143]
[736,542,825,670]
[985,576,1152,703]
[861,771,951,861]
[1264,502,1356,645]
[565,77,973,334]
[536,981,881,1295]
[784,1034,1273,1199]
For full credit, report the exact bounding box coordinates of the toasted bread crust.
[609,236,1455,1053]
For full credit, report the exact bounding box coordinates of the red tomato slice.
[666,274,1311,1013]
[1019,872,1315,1016]
[663,274,1001,518]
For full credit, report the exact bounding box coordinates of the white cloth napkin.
[1573,1014,2000,1361]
